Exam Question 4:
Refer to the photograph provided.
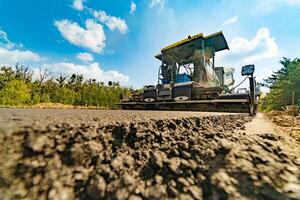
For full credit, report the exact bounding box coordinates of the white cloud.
[55,19,106,53]
[222,15,238,26]
[41,62,129,85]
[0,30,15,49]
[76,52,94,62]
[72,0,85,11]
[0,29,24,50]
[130,2,137,15]
[229,27,278,63]
[219,27,278,65]
[93,10,128,33]
[0,29,40,66]
[150,0,165,7]
[256,67,274,82]
[216,27,279,90]
[0,47,40,66]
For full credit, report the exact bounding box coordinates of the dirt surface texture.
[0,108,299,200]
[266,111,300,142]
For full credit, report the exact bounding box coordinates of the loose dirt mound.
[30,103,75,109]
[266,111,300,142]
[0,113,299,200]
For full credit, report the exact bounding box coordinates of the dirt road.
[0,108,234,134]
[0,108,299,200]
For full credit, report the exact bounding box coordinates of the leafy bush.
[0,80,31,105]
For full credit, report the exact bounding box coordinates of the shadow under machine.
[120,32,259,115]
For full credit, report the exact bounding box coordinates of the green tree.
[0,66,15,89]
[260,58,300,111]
[0,80,31,105]
[0,65,132,107]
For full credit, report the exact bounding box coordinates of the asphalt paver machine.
[120,32,259,115]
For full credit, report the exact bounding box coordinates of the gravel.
[0,108,299,200]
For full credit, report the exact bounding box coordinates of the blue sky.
[0,0,299,87]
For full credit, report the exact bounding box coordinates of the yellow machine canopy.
[155,31,229,65]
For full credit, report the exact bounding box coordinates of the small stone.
[160,143,169,150]
[178,177,190,187]
[111,156,123,169]
[286,166,298,173]
[155,175,163,184]
[48,187,74,200]
[188,186,202,199]
[71,141,102,166]
[167,186,178,197]
[196,173,206,182]
[134,181,146,194]
[168,157,181,174]
[151,151,167,168]
[32,175,42,185]
[181,151,191,159]
[128,194,143,200]
[136,132,147,138]
[124,155,135,168]
[179,194,194,200]
[28,135,49,152]
[220,139,232,151]
[283,182,300,195]
[168,121,177,130]
[169,179,176,187]
[148,185,167,199]
[59,187,75,200]
[293,158,300,166]
[87,175,106,199]
[186,177,195,185]
[180,159,191,168]
[192,147,202,155]
[170,148,180,156]
[123,173,135,185]
[153,143,160,148]
[188,159,198,170]
[56,144,65,152]
[116,188,129,200]
[178,141,189,150]
[74,173,84,180]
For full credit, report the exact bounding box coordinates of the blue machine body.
[175,73,191,83]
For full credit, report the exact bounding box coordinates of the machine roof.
[161,33,204,52]
[155,31,229,64]
[203,31,229,52]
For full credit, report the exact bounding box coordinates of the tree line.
[2,58,299,111]
[260,57,300,111]
[0,64,132,107]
